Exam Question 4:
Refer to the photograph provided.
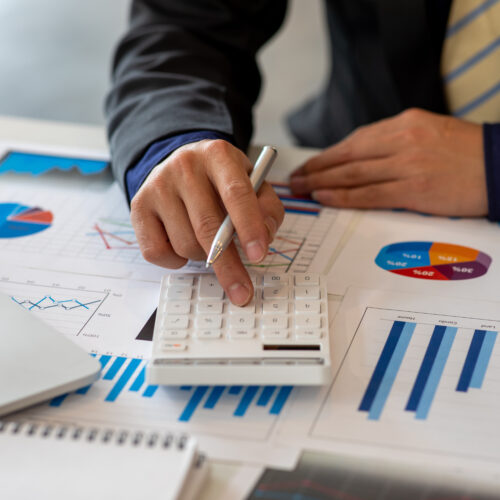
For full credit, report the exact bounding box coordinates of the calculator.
[148,272,331,386]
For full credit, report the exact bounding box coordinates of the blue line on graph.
[234,386,259,417]
[456,330,485,392]
[269,247,293,262]
[105,358,142,402]
[415,327,457,420]
[179,386,209,421]
[129,366,145,392]
[143,385,158,398]
[470,330,497,389]
[257,386,276,406]
[270,386,293,415]
[103,356,126,380]
[204,386,226,409]
[229,386,243,395]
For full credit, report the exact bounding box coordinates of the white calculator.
[148,272,331,386]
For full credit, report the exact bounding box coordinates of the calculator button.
[263,286,289,300]
[195,329,222,340]
[195,314,222,329]
[295,315,321,329]
[294,273,319,286]
[199,275,224,299]
[167,286,192,301]
[295,329,322,339]
[163,315,189,329]
[165,302,191,314]
[262,329,289,339]
[229,315,255,328]
[295,300,320,314]
[168,274,194,286]
[228,300,256,314]
[160,342,187,352]
[263,273,287,286]
[262,301,288,314]
[294,286,320,299]
[161,330,188,340]
[262,315,288,329]
[229,329,255,339]
[196,301,223,314]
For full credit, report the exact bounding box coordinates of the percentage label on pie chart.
[375,241,491,280]
[0,203,53,238]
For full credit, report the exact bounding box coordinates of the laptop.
[0,292,101,416]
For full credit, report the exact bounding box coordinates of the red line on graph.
[93,223,137,249]
[275,236,302,246]
[93,224,111,249]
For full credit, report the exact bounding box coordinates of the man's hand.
[290,109,487,217]
[130,139,284,305]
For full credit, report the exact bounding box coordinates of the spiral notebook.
[0,421,207,500]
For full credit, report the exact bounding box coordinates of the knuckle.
[222,179,253,205]
[171,237,203,260]
[141,244,167,265]
[193,212,223,243]
[204,138,232,157]
[400,107,425,123]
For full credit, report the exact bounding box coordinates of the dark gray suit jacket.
[106,0,449,191]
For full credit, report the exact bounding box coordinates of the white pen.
[206,145,278,267]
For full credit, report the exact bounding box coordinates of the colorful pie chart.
[0,203,53,238]
[375,241,491,280]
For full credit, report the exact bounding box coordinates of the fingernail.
[264,216,278,241]
[246,240,266,263]
[228,282,251,306]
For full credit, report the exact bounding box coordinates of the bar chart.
[49,354,293,423]
[311,288,500,466]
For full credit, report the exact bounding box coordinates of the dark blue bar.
[456,330,486,392]
[76,385,91,395]
[204,386,226,409]
[257,386,276,406]
[179,386,209,422]
[143,385,158,398]
[406,325,446,411]
[180,386,193,391]
[129,366,145,392]
[269,386,293,415]
[234,386,259,417]
[359,321,405,412]
[103,356,126,380]
[49,394,68,407]
[229,386,243,395]
[105,358,142,402]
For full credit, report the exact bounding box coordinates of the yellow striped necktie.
[441,0,500,122]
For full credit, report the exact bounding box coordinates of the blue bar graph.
[204,386,226,409]
[406,326,456,419]
[257,386,276,406]
[270,386,293,415]
[179,386,209,421]
[229,386,243,395]
[234,386,259,417]
[105,358,142,402]
[359,321,416,420]
[143,385,158,398]
[103,356,126,380]
[129,366,145,392]
[458,330,497,391]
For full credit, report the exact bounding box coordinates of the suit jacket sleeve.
[105,0,287,192]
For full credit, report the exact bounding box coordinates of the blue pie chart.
[0,203,53,238]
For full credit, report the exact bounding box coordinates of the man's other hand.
[290,109,487,217]
[130,140,284,305]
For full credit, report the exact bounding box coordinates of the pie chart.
[0,203,53,238]
[375,241,491,280]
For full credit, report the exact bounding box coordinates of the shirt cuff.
[125,131,233,202]
[484,123,500,222]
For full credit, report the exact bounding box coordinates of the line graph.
[87,218,139,250]
[0,278,107,336]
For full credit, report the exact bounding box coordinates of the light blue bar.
[143,385,158,398]
[105,358,142,402]
[470,330,497,388]
[415,327,457,420]
[368,322,416,420]
[179,386,209,422]
[269,386,293,415]
[103,356,126,380]
[129,366,145,392]
[234,386,259,417]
